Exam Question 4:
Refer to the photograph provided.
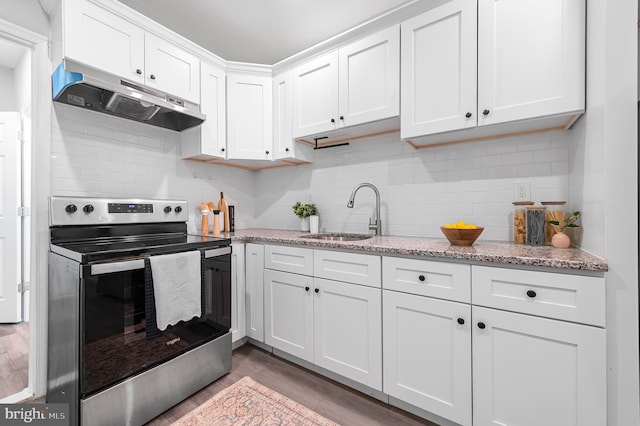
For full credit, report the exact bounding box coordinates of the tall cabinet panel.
[400,0,477,138]
[272,71,294,159]
[245,243,265,341]
[477,0,585,126]
[230,243,246,343]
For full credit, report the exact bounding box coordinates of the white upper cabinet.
[181,61,226,160]
[402,0,585,146]
[273,71,294,159]
[226,74,273,160]
[293,25,399,139]
[477,0,585,126]
[62,0,200,103]
[400,0,477,137]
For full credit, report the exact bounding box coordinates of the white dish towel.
[149,251,202,331]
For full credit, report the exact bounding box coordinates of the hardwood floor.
[0,322,29,400]
[146,343,438,425]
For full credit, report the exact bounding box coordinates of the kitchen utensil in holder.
[525,205,546,246]
[512,201,534,244]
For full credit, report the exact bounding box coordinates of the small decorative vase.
[551,232,571,248]
[309,215,319,234]
[300,217,310,232]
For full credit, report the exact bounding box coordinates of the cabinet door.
[227,74,273,160]
[273,71,294,159]
[64,0,145,84]
[339,25,399,128]
[400,0,477,139]
[245,243,265,341]
[292,52,339,137]
[144,33,200,103]
[477,0,585,126]
[264,270,314,362]
[383,290,471,426]
[313,278,382,390]
[472,306,606,426]
[230,243,245,343]
[197,61,226,158]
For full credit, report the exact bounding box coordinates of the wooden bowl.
[440,227,484,246]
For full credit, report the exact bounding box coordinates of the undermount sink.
[300,233,374,242]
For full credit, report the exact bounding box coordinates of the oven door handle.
[91,259,146,275]
[204,247,231,258]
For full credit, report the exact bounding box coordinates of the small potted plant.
[292,201,317,232]
[549,211,580,248]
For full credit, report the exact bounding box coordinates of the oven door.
[80,249,230,398]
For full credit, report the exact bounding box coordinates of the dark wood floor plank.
[146,343,437,426]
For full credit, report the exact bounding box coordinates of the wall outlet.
[513,181,531,201]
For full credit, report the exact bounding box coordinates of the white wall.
[50,104,257,232]
[0,65,16,110]
[256,131,571,239]
[0,0,49,36]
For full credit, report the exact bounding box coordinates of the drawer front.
[472,266,605,327]
[383,257,471,303]
[265,245,313,276]
[314,250,381,288]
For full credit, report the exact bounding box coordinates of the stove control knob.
[65,204,77,213]
[164,206,172,213]
[174,206,183,213]
[83,204,94,213]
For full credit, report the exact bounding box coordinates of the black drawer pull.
[305,286,310,292]
[526,290,537,298]
[457,318,465,325]
[482,109,490,115]
[465,112,472,118]
[477,322,486,329]
[314,288,320,293]
[418,275,425,282]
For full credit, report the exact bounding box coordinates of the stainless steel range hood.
[52,60,205,131]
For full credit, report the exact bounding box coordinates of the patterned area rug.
[171,376,340,425]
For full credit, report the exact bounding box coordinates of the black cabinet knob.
[136,69,142,75]
[83,204,94,213]
[285,148,289,152]
[150,74,156,80]
[465,112,472,118]
[482,109,490,116]
[418,275,425,282]
[477,322,486,329]
[457,318,465,325]
[314,288,320,293]
[305,286,310,292]
[164,206,172,213]
[330,118,335,123]
[175,206,183,213]
[339,116,344,120]
[221,148,225,152]
[265,150,270,155]
[526,290,537,298]
[65,204,77,213]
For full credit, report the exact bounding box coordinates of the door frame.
[0,18,51,400]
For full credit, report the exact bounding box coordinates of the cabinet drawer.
[314,250,381,288]
[383,257,470,303]
[265,245,313,276]
[472,266,605,327]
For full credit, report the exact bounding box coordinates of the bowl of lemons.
[440,222,484,246]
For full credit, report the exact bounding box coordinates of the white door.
[198,61,226,158]
[400,0,477,139]
[313,277,382,390]
[226,74,273,160]
[230,243,245,343]
[292,52,339,137]
[272,70,294,160]
[264,269,314,361]
[339,25,399,128]
[383,290,472,426]
[0,112,21,323]
[144,33,200,103]
[477,0,585,126]
[245,243,264,341]
[472,306,606,426]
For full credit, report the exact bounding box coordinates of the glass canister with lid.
[541,201,567,245]
[525,205,547,246]
[512,201,534,244]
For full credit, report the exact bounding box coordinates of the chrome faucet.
[346,183,382,236]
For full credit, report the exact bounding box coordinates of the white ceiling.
[0,38,28,69]
[117,0,412,65]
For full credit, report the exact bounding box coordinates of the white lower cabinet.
[230,243,246,343]
[313,277,382,390]
[383,290,472,426]
[245,243,265,341]
[472,306,606,426]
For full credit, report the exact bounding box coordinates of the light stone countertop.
[216,228,608,273]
